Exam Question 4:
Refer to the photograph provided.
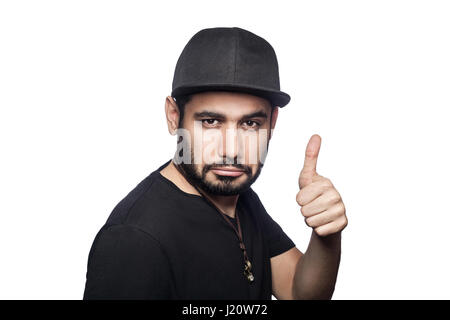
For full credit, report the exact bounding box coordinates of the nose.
[218,126,240,162]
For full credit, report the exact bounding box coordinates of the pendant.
[244,259,254,282]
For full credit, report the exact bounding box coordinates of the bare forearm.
[293,134,347,299]
[292,231,341,300]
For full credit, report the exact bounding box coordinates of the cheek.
[190,129,221,164]
[240,130,268,164]
[201,133,222,164]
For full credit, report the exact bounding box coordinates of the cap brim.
[171,83,291,108]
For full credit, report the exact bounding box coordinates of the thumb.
[299,134,322,188]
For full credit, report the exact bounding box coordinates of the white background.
[1,0,449,299]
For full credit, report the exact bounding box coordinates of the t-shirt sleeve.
[83,224,175,300]
[251,191,296,258]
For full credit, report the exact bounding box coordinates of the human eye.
[242,120,261,129]
[202,119,220,127]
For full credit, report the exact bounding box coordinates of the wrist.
[312,230,341,247]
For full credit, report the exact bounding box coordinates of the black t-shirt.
[83,159,296,300]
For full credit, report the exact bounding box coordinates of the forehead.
[186,91,272,116]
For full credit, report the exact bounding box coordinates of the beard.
[177,148,264,196]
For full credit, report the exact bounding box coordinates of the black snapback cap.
[171,27,291,108]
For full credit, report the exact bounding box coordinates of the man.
[83,27,347,300]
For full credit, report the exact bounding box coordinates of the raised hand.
[296,135,347,237]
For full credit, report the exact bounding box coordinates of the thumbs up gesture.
[296,135,348,237]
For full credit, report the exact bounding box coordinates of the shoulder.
[104,172,157,225]
[103,171,177,234]
[88,223,166,262]
[100,167,206,243]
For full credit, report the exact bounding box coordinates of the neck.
[203,192,239,219]
[161,159,239,218]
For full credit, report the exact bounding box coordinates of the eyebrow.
[193,110,268,120]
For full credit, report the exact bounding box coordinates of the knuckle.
[306,216,317,227]
[297,190,307,205]
[342,216,348,229]
[328,190,341,203]
[323,177,333,187]
[338,201,346,213]
[296,192,302,205]
[299,176,311,188]
[315,227,325,237]
[300,206,307,217]
[305,150,316,158]
[319,179,333,191]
